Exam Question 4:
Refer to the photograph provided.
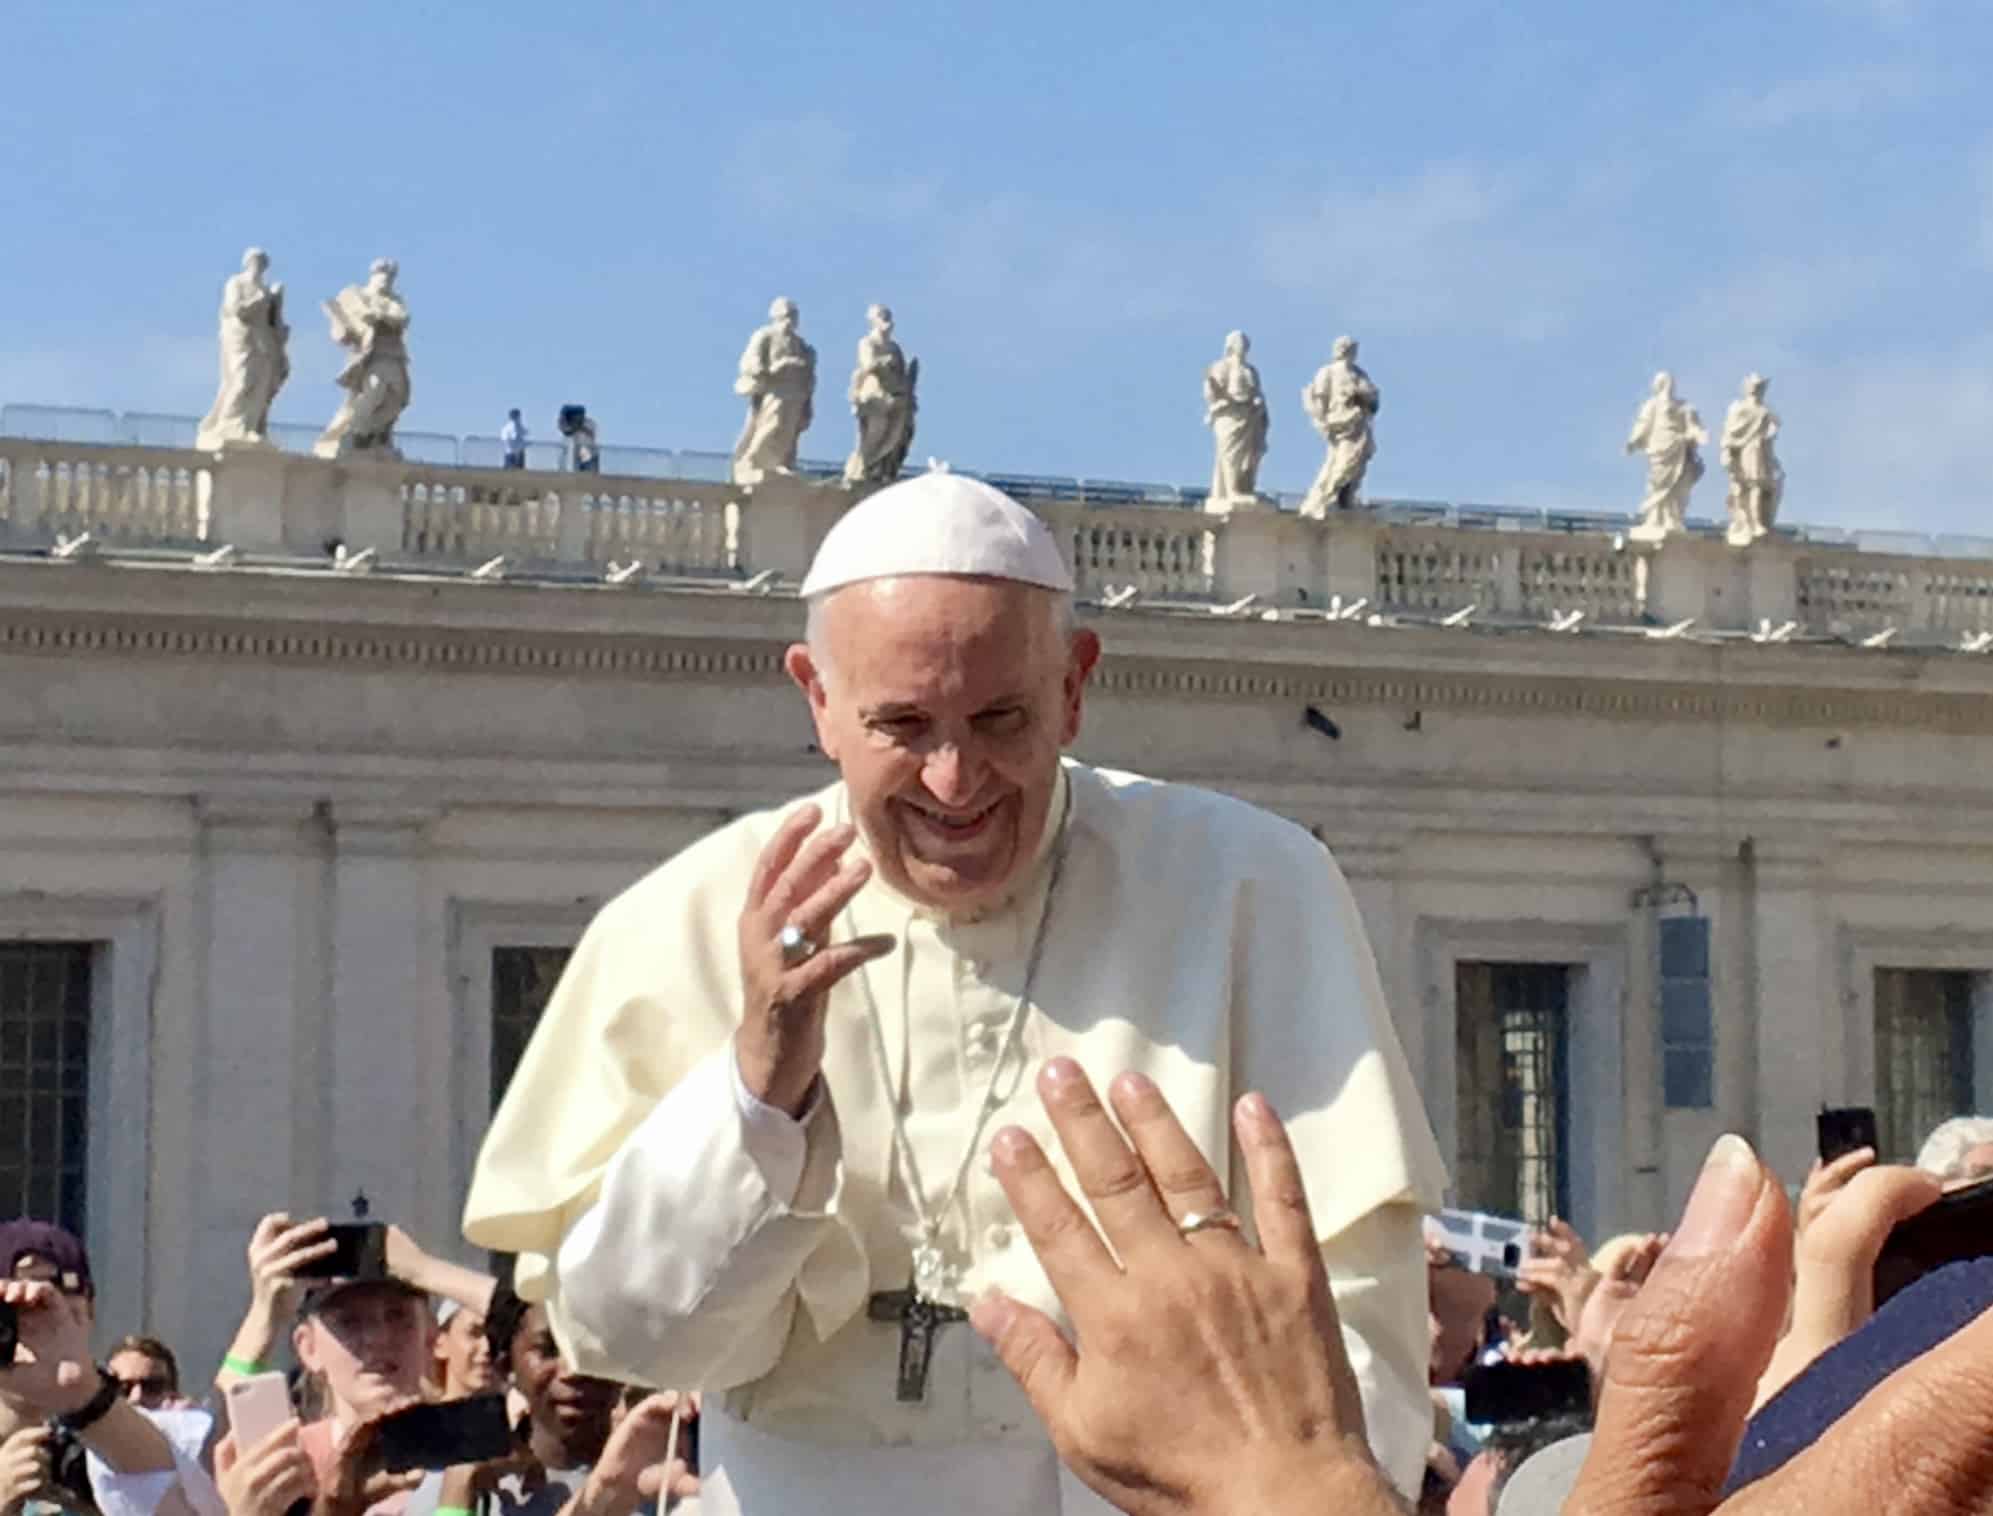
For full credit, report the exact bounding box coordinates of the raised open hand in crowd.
[971,1059,1396,1516]
[1515,1216,1599,1332]
[1753,1159,1941,1411]
[982,1085,1993,1516]
[1569,1231,1668,1378]
[313,1404,423,1516]
[575,1391,701,1515]
[0,1425,55,1516]
[213,1422,314,1516]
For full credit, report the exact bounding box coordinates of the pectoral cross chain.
[867,1275,969,1403]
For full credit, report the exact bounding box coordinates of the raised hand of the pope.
[736,804,894,1117]
[972,1060,1397,1516]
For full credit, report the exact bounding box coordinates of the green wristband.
[222,1354,265,1377]
[435,1507,475,1516]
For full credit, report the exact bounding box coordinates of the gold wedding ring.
[1176,1208,1243,1238]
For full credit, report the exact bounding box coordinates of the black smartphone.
[373,1394,516,1473]
[294,1222,388,1281]
[1874,1174,1993,1308]
[1818,1106,1880,1164]
[0,1300,15,1365]
[1462,1358,1592,1426]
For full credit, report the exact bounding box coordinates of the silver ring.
[777,923,818,967]
[1176,1208,1243,1238]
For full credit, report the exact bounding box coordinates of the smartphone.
[1462,1358,1592,1425]
[373,1394,515,1473]
[1874,1173,1993,1308]
[1818,1106,1880,1164]
[1430,1208,1530,1281]
[0,1300,15,1366]
[225,1371,295,1450]
[293,1221,388,1281]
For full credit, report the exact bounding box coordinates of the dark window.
[0,945,93,1233]
[1874,968,1975,1163]
[491,947,573,1111]
[1455,962,1571,1224]
[1659,916,1715,1109]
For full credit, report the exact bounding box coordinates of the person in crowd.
[215,1215,495,1496]
[105,1342,185,1416]
[0,1270,219,1516]
[429,1302,496,1402]
[501,410,528,470]
[1425,1237,1497,1388]
[971,1067,1993,1516]
[1914,1113,1993,1187]
[1752,1146,1940,1411]
[403,1289,698,1516]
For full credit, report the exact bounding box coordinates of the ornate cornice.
[6,601,1993,733]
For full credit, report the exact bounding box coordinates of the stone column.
[1746,840,1834,1183]
[325,803,448,1243]
[182,795,329,1381]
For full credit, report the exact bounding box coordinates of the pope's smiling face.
[788,576,1100,916]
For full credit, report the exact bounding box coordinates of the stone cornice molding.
[329,802,443,858]
[194,793,324,852]
[8,596,1993,734]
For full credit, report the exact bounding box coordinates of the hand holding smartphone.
[291,1222,388,1281]
[1819,1107,1880,1165]
[372,1395,516,1473]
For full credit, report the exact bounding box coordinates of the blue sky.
[5,0,1990,532]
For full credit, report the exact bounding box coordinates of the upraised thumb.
[1568,1135,1793,1516]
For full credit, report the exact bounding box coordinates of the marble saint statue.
[843,305,919,486]
[314,258,412,460]
[1721,373,1784,548]
[197,248,290,452]
[1202,331,1268,507]
[732,298,817,487]
[1300,336,1379,517]
[1624,371,1708,543]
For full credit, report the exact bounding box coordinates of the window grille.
[0,945,93,1233]
[1874,968,1974,1164]
[1455,961,1571,1223]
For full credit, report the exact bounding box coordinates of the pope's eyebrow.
[861,702,926,721]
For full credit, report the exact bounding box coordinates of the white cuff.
[729,1044,823,1207]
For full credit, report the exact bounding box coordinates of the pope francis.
[463,472,1447,1515]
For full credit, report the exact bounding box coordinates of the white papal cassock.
[464,760,1447,1515]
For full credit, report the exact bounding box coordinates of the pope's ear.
[1060,628,1102,744]
[784,644,840,758]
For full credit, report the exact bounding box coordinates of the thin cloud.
[1254,163,1591,342]
[1711,64,1930,129]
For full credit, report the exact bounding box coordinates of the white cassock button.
[985,1223,1012,1250]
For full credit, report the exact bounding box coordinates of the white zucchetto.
[799,473,1073,598]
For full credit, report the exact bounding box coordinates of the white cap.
[800,473,1072,598]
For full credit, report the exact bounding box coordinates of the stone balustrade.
[6,429,1993,643]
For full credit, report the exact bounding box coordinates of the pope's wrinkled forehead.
[808,574,1075,673]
